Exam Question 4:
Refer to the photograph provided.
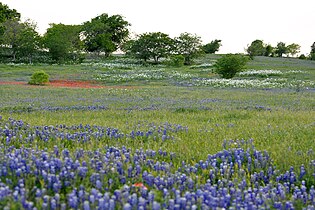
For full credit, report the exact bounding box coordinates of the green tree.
[123,39,149,62]
[174,32,203,65]
[1,19,23,61]
[1,19,40,62]
[43,23,83,62]
[167,55,185,67]
[17,20,41,63]
[214,54,248,79]
[275,42,288,57]
[287,43,300,57]
[82,13,130,56]
[299,54,307,60]
[123,32,174,63]
[264,44,274,57]
[0,3,20,36]
[309,42,315,60]
[311,42,315,53]
[246,40,266,58]
[202,39,222,54]
[0,3,20,23]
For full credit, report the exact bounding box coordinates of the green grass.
[0,54,314,172]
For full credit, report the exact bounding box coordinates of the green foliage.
[0,19,40,63]
[246,40,266,58]
[214,54,249,79]
[174,32,203,65]
[311,42,315,54]
[1,19,23,60]
[264,44,274,57]
[28,70,49,85]
[123,32,174,63]
[167,54,185,67]
[82,13,130,56]
[16,20,41,63]
[310,42,315,60]
[275,42,288,57]
[0,3,20,23]
[202,39,221,54]
[0,3,20,38]
[43,23,83,63]
[299,54,307,60]
[287,43,300,57]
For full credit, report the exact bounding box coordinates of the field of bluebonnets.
[0,55,315,209]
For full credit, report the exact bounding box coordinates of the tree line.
[245,39,314,60]
[0,3,314,64]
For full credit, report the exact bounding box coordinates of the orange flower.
[133,182,148,190]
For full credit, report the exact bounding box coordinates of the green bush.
[214,54,248,79]
[167,55,185,67]
[28,71,49,85]
[299,54,307,60]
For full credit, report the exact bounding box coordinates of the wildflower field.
[0,55,314,209]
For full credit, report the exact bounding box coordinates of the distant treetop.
[0,3,20,23]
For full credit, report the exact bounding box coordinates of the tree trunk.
[28,55,32,64]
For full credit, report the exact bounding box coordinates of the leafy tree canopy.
[202,39,221,54]
[1,19,40,63]
[1,19,23,60]
[246,40,266,58]
[82,13,130,56]
[16,20,41,63]
[287,43,300,57]
[264,44,274,57]
[215,54,248,79]
[310,42,315,60]
[275,42,288,57]
[311,42,315,54]
[43,23,83,62]
[0,3,20,23]
[0,3,21,41]
[174,32,203,65]
[123,32,173,63]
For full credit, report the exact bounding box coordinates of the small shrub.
[214,54,248,79]
[167,55,185,67]
[28,71,49,85]
[299,54,307,60]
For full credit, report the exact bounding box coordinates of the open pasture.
[0,55,314,209]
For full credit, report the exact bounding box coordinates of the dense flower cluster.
[239,70,305,77]
[81,62,142,69]
[239,70,284,77]
[92,65,314,89]
[193,78,286,88]
[0,118,188,145]
[95,69,195,83]
[0,117,315,209]
[193,78,315,89]
[190,63,213,69]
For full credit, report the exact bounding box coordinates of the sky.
[2,0,315,54]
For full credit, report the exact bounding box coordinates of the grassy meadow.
[0,55,314,209]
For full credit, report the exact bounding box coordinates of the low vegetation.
[214,54,249,79]
[28,70,49,85]
[0,54,314,208]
